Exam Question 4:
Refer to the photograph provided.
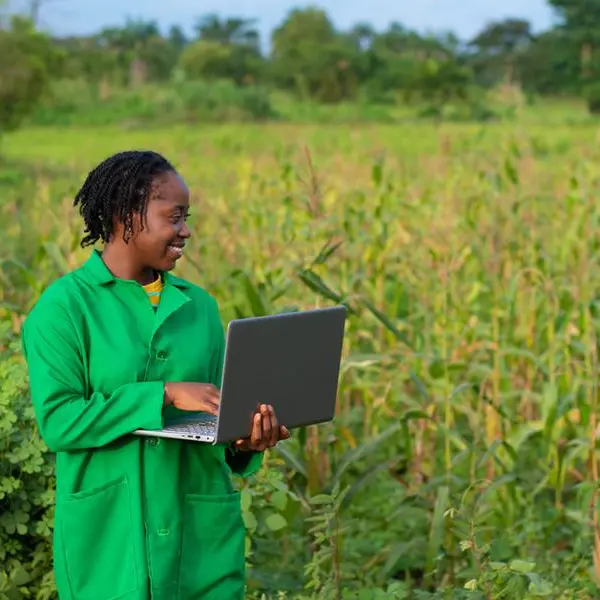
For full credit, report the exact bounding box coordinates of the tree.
[517,29,579,94]
[195,14,260,50]
[409,58,474,107]
[271,7,358,102]
[469,19,533,85]
[178,40,234,81]
[98,19,172,85]
[185,14,263,84]
[357,23,460,97]
[0,15,60,136]
[168,25,187,50]
[346,22,376,51]
[548,0,600,79]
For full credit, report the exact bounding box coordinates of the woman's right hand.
[163,382,221,416]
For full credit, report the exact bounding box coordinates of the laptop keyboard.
[163,420,216,437]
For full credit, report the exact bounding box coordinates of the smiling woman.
[20,149,290,600]
[73,151,191,284]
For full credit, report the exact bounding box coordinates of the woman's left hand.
[234,404,291,452]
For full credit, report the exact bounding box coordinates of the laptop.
[134,305,347,444]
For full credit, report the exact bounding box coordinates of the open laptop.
[134,305,347,444]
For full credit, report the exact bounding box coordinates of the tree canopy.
[3,1,600,128]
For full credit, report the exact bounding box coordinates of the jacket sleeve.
[209,297,263,478]
[21,300,165,453]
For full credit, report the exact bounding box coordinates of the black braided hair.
[73,150,176,248]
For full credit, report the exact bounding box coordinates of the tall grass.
[1,119,600,598]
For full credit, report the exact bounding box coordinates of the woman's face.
[118,170,192,274]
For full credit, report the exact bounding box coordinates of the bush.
[584,82,600,114]
[0,16,61,135]
[176,79,276,121]
[29,78,276,127]
[0,320,56,600]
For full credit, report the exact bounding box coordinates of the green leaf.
[504,158,519,185]
[270,490,288,511]
[360,298,412,348]
[509,559,535,573]
[232,270,269,317]
[340,459,398,511]
[425,485,449,587]
[428,359,445,379]
[401,409,430,423]
[242,511,257,532]
[296,268,356,314]
[275,444,307,478]
[241,489,252,512]
[372,158,384,187]
[526,572,553,595]
[265,513,287,531]
[312,239,343,266]
[11,564,31,586]
[332,423,402,487]
[309,494,332,505]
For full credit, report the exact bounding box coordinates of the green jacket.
[21,249,263,600]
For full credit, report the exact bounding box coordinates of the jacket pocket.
[179,491,246,600]
[59,475,138,600]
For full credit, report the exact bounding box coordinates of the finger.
[207,386,221,402]
[205,395,220,416]
[260,404,272,450]
[251,411,262,446]
[204,402,219,417]
[269,406,279,447]
[280,425,290,440]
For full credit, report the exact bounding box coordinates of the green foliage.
[469,19,533,87]
[408,59,474,106]
[6,3,596,124]
[29,78,275,126]
[5,0,600,124]
[0,322,55,599]
[175,79,275,121]
[179,40,237,81]
[584,81,600,113]
[271,8,359,102]
[179,20,263,86]
[4,102,600,598]
[0,16,60,135]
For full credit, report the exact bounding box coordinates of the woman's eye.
[171,212,190,223]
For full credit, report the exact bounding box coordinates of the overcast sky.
[9,0,556,41]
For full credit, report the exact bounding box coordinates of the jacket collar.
[80,248,190,289]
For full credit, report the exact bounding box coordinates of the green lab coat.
[21,249,263,600]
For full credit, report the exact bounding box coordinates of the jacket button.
[157,350,167,359]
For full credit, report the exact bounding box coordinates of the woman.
[21,150,290,600]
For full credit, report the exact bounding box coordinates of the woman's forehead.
[150,172,190,203]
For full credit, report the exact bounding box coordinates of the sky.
[9,0,556,42]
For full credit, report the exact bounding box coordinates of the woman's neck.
[100,244,157,286]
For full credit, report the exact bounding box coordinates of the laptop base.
[134,415,217,443]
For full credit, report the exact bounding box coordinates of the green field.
[2,116,600,599]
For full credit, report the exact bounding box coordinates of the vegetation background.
[2,0,600,598]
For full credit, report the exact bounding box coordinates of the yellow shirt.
[143,274,163,309]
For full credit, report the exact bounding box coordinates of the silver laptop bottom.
[134,415,217,443]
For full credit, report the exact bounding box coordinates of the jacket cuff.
[225,444,264,477]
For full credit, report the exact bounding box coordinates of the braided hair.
[73,150,176,247]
